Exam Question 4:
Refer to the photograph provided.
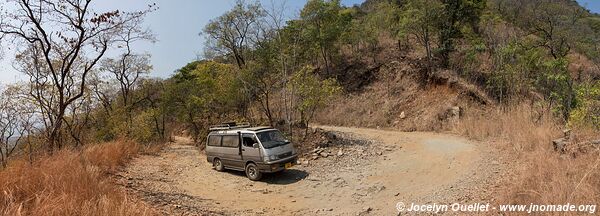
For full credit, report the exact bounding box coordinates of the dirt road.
[119,126,504,215]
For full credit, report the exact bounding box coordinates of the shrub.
[569,81,600,129]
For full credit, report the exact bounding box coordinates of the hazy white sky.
[0,0,364,85]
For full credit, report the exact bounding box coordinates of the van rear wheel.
[245,163,262,181]
[213,158,224,171]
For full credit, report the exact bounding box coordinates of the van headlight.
[267,155,279,161]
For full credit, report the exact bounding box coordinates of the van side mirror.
[252,143,259,148]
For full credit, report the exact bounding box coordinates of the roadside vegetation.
[0,0,598,214]
[0,140,156,216]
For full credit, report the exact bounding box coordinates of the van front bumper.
[259,155,298,173]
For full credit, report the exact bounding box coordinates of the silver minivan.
[205,123,298,181]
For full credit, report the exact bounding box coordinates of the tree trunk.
[49,118,64,151]
[161,113,166,139]
[321,46,330,76]
[0,147,5,168]
[28,135,33,164]
[424,27,433,77]
[188,111,200,141]
[264,91,273,127]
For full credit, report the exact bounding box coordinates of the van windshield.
[256,130,287,149]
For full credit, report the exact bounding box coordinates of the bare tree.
[62,89,94,147]
[524,1,584,59]
[0,0,155,151]
[266,0,296,138]
[101,53,153,132]
[0,85,37,167]
[100,17,155,133]
[103,54,152,109]
[0,87,20,167]
[89,71,116,116]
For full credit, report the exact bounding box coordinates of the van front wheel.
[213,158,224,171]
[245,163,262,181]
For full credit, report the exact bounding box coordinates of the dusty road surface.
[119,126,505,215]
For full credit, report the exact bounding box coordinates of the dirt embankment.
[117,126,507,215]
[316,59,491,132]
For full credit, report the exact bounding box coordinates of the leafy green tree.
[486,39,549,101]
[242,61,281,126]
[536,58,576,120]
[300,0,351,75]
[278,20,313,72]
[202,0,266,69]
[164,61,241,141]
[362,1,405,51]
[400,0,443,73]
[437,0,486,67]
[492,0,589,60]
[486,38,576,119]
[172,61,203,81]
[288,66,341,138]
[335,7,365,49]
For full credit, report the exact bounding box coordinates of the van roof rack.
[209,122,251,131]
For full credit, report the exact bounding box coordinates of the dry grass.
[457,103,600,210]
[456,104,561,152]
[0,140,156,216]
[508,147,600,208]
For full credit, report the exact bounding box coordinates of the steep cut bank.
[316,59,492,131]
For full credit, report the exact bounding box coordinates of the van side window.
[208,135,222,147]
[242,134,257,147]
[221,135,239,148]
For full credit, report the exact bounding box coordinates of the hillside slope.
[316,57,493,131]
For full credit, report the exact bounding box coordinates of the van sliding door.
[220,135,243,169]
